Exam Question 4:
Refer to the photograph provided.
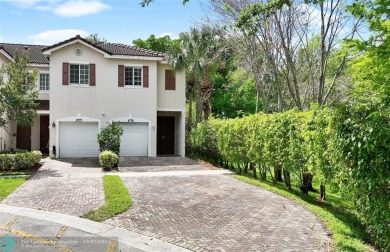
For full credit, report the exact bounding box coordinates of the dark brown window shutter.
[89,64,96,86]
[118,65,124,87]
[62,62,69,85]
[143,66,149,88]
[165,70,176,90]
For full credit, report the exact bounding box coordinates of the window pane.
[80,65,89,84]
[47,74,50,90]
[70,65,79,84]
[134,68,142,86]
[39,73,49,91]
[125,67,133,86]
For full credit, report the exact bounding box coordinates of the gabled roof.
[0,43,49,65]
[42,35,165,58]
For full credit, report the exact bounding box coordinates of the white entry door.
[59,121,99,158]
[120,122,149,156]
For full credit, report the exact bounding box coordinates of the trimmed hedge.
[0,150,42,171]
[99,150,118,170]
[188,104,389,251]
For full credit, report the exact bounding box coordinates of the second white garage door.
[59,122,99,158]
[120,122,149,156]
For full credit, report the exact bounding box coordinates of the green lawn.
[82,175,132,222]
[235,175,375,252]
[0,177,26,201]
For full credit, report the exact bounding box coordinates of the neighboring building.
[0,35,185,158]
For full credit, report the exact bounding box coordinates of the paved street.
[1,157,331,251]
[0,204,187,252]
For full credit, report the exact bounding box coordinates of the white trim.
[29,63,49,67]
[124,63,142,67]
[69,63,90,86]
[69,84,90,88]
[37,110,50,115]
[110,117,152,157]
[38,71,50,92]
[105,55,164,61]
[159,60,168,64]
[43,39,110,57]
[69,61,90,64]
[157,108,185,112]
[124,65,143,87]
[55,116,101,158]
[0,49,14,62]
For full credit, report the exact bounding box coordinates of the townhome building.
[0,35,185,158]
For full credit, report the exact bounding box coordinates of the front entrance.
[40,116,49,154]
[157,116,175,155]
[16,125,31,151]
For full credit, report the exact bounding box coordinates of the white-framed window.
[70,64,89,85]
[39,73,50,91]
[125,66,142,87]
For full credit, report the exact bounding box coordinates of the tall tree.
[85,33,107,43]
[133,34,179,53]
[0,53,38,131]
[236,0,361,109]
[174,26,228,121]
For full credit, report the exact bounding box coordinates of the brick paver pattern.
[105,175,331,252]
[2,159,104,216]
[2,157,331,251]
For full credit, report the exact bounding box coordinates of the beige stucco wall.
[48,42,185,157]
[157,63,186,110]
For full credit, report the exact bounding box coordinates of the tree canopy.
[0,53,38,129]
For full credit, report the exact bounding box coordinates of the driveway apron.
[1,158,104,216]
[2,157,331,251]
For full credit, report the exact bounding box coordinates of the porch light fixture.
[52,121,56,128]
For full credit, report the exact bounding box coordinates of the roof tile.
[0,43,49,65]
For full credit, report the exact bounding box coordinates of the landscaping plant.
[97,123,123,155]
[99,151,118,170]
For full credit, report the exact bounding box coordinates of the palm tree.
[169,26,226,123]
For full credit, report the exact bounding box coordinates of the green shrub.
[0,150,42,171]
[188,105,389,250]
[99,151,118,170]
[97,123,123,155]
[0,149,28,154]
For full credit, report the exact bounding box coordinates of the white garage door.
[59,122,99,158]
[120,122,149,156]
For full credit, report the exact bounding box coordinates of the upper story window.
[39,73,50,91]
[70,64,89,85]
[125,66,142,87]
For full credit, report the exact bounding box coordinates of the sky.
[0,0,207,45]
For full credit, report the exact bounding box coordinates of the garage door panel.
[120,122,148,156]
[59,122,99,158]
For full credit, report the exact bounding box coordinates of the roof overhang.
[0,49,14,62]
[29,63,49,68]
[104,55,165,61]
[42,38,111,57]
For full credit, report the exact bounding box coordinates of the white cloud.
[54,0,110,18]
[29,29,88,44]
[5,0,59,8]
[4,0,42,8]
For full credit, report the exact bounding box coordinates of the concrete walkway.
[1,157,331,251]
[0,204,188,252]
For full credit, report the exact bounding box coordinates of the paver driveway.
[105,175,331,252]
[2,157,331,251]
[2,158,105,216]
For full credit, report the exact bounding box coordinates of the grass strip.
[235,175,374,252]
[0,177,26,201]
[82,175,132,222]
